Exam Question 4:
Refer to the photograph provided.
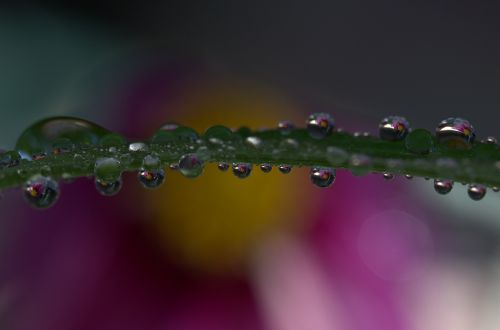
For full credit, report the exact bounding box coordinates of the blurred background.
[0,1,500,329]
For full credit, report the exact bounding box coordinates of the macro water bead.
[277,120,294,135]
[259,164,272,173]
[23,175,60,209]
[138,169,165,189]
[378,116,410,141]
[217,162,229,171]
[436,117,475,148]
[178,154,204,178]
[306,113,335,139]
[468,184,486,201]
[232,163,252,179]
[310,167,336,188]
[434,179,453,195]
[95,178,122,196]
[278,165,292,174]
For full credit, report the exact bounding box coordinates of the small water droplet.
[169,164,179,171]
[23,175,59,209]
[95,178,122,196]
[142,154,161,170]
[326,146,348,165]
[151,125,198,144]
[217,162,229,171]
[245,136,262,148]
[379,116,410,141]
[482,136,497,145]
[278,164,292,174]
[436,117,475,149]
[306,113,335,139]
[196,146,211,161]
[353,131,362,137]
[138,169,165,189]
[363,132,371,137]
[0,151,21,168]
[383,173,394,180]
[94,157,122,182]
[404,174,413,179]
[204,125,233,144]
[178,153,204,178]
[128,142,148,152]
[232,163,252,179]
[434,179,453,195]
[99,133,127,147]
[492,186,499,192]
[278,120,294,135]
[468,184,486,201]
[260,163,272,173]
[32,153,46,161]
[310,167,336,188]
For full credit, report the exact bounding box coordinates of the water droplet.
[99,133,126,147]
[245,136,262,148]
[178,153,204,178]
[196,146,211,161]
[232,163,252,179]
[32,153,46,161]
[0,151,20,168]
[353,131,362,137]
[363,132,371,137]
[260,163,272,173]
[23,175,59,209]
[138,168,165,189]
[151,125,198,144]
[142,154,161,170]
[204,125,233,144]
[128,142,148,152]
[405,129,434,154]
[94,157,122,182]
[310,167,336,188]
[468,184,486,201]
[436,117,475,149]
[379,116,410,141]
[482,136,497,145]
[326,146,348,165]
[278,120,294,135]
[383,173,394,180]
[434,179,453,195]
[306,113,335,139]
[492,186,499,192]
[169,164,179,171]
[278,164,292,174]
[217,162,229,171]
[404,174,413,179]
[15,116,109,155]
[95,178,122,196]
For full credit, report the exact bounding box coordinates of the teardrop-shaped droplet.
[405,129,434,155]
[95,178,122,196]
[178,153,204,178]
[378,116,410,141]
[94,157,122,183]
[306,113,335,139]
[278,120,294,135]
[204,125,233,144]
[434,179,453,195]
[23,175,59,209]
[383,173,394,180]
[310,167,336,188]
[15,116,110,155]
[0,151,21,168]
[436,117,475,149]
[278,164,292,174]
[232,163,252,179]
[467,184,486,201]
[138,168,165,189]
[217,162,229,171]
[260,163,272,173]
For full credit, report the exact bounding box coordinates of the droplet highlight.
[468,184,486,201]
[434,179,453,195]
[232,163,252,179]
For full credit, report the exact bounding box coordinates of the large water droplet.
[95,178,122,196]
[260,163,272,173]
[178,153,204,178]
[434,179,453,195]
[306,113,334,139]
[378,116,410,141]
[94,157,122,182]
[232,163,252,179]
[278,164,292,174]
[278,120,294,135]
[310,167,336,188]
[405,129,434,154]
[468,184,486,201]
[204,125,233,144]
[23,175,59,209]
[436,117,475,149]
[15,116,109,155]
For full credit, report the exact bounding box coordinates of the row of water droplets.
[1,112,497,209]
